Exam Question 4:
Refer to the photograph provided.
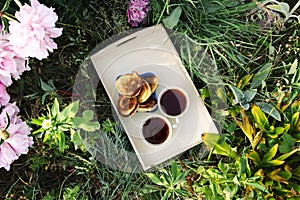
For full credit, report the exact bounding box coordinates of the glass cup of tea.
[157,86,189,127]
[140,114,172,147]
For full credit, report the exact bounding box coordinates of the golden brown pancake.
[143,75,158,93]
[137,80,152,103]
[115,71,143,97]
[117,95,139,117]
[138,96,157,112]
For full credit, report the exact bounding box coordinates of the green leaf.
[263,144,278,162]
[40,79,55,92]
[163,6,182,29]
[262,160,285,167]
[57,131,65,152]
[73,110,100,132]
[146,173,164,186]
[213,142,237,159]
[251,105,270,132]
[31,118,43,126]
[251,63,272,89]
[1,17,8,33]
[244,182,269,194]
[277,148,300,161]
[244,89,257,102]
[201,133,220,150]
[51,98,60,118]
[32,127,45,135]
[229,85,244,104]
[248,151,261,166]
[174,171,188,185]
[1,0,12,12]
[70,129,85,151]
[70,100,79,118]
[267,3,290,18]
[171,162,177,178]
[162,190,171,200]
[58,101,79,122]
[288,59,298,75]
[256,102,281,121]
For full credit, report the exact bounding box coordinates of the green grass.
[1,0,300,199]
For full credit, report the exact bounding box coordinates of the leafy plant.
[31,98,100,152]
[143,162,190,199]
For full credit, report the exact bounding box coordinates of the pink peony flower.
[0,82,10,106]
[127,0,150,27]
[0,34,29,87]
[0,103,33,171]
[8,0,63,60]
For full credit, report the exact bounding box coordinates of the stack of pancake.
[115,71,158,117]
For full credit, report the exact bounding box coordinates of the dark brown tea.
[160,89,187,116]
[142,117,169,144]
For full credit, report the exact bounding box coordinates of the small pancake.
[115,71,143,97]
[143,75,158,93]
[138,96,158,112]
[117,95,139,117]
[137,80,152,103]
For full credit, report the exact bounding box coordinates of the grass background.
[0,0,299,199]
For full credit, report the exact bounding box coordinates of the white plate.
[90,25,218,170]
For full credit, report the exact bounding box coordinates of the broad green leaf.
[277,148,300,161]
[171,162,178,179]
[58,101,79,122]
[228,85,244,104]
[251,105,270,132]
[248,150,261,166]
[58,103,73,122]
[40,79,55,92]
[73,110,100,132]
[146,173,164,186]
[244,89,257,102]
[278,170,292,181]
[261,160,285,167]
[263,144,278,162]
[213,142,237,159]
[256,102,281,121]
[267,3,290,18]
[251,63,272,89]
[279,143,293,153]
[163,6,182,29]
[267,125,289,138]
[282,133,295,146]
[201,133,220,150]
[70,129,85,151]
[244,182,269,194]
[288,58,298,75]
[51,98,60,117]
[70,100,79,118]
